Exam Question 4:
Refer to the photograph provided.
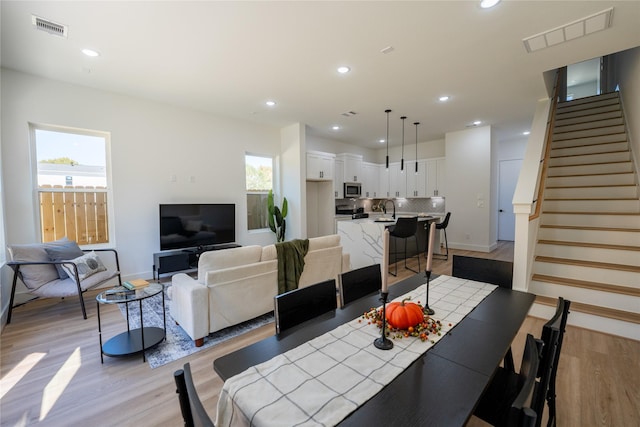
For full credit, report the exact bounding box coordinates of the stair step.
[534,294,640,324]
[554,117,625,134]
[536,240,640,265]
[541,211,640,228]
[546,172,635,187]
[533,256,640,287]
[538,225,640,246]
[551,141,629,157]
[547,161,633,176]
[554,110,621,127]
[542,198,640,213]
[548,150,630,166]
[545,184,639,199]
[532,274,640,297]
[551,132,627,149]
[556,93,619,113]
[553,125,626,141]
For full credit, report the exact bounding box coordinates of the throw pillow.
[8,237,76,290]
[45,241,84,279]
[61,251,107,282]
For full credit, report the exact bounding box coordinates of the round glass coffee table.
[96,283,166,363]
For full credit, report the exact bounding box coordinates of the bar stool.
[433,212,451,260]
[389,216,420,276]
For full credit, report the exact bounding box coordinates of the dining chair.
[433,212,451,260]
[389,216,420,276]
[174,362,215,427]
[339,264,382,307]
[542,297,571,427]
[451,255,513,289]
[274,279,337,334]
[473,333,543,427]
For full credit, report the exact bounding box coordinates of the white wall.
[445,126,493,252]
[1,69,283,286]
[375,139,445,165]
[281,123,306,239]
[306,133,376,163]
[616,46,640,171]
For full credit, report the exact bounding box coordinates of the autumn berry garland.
[359,298,451,343]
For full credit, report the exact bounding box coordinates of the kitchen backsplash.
[336,197,446,215]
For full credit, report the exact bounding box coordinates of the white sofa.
[170,235,350,346]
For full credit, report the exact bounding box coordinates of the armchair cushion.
[8,237,77,290]
[60,251,107,282]
[44,240,84,279]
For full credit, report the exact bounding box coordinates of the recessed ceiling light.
[332,125,340,130]
[439,96,450,102]
[82,48,99,57]
[337,66,350,74]
[473,120,482,126]
[480,0,501,9]
[379,139,385,144]
[265,100,276,107]
[523,131,531,135]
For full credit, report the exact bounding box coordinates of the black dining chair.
[451,255,514,289]
[274,279,337,334]
[473,333,543,427]
[433,212,451,260]
[389,216,420,276]
[339,264,382,307]
[174,362,215,427]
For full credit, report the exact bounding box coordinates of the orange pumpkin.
[386,298,424,330]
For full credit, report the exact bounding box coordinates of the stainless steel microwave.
[344,182,362,197]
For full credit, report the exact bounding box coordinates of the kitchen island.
[337,215,440,270]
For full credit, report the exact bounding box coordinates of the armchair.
[7,237,122,322]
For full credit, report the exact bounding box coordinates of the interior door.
[498,159,522,241]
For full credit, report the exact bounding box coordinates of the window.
[245,154,273,230]
[31,124,114,245]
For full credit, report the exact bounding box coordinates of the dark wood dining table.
[213,273,535,426]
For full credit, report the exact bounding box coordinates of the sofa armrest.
[170,274,210,343]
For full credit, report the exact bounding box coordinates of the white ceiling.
[2,1,639,148]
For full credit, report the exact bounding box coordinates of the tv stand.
[153,243,242,281]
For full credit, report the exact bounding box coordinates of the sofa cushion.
[308,234,340,251]
[60,251,107,282]
[299,245,343,289]
[8,237,77,290]
[198,245,263,282]
[44,240,84,279]
[261,244,277,261]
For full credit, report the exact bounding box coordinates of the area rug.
[117,286,274,369]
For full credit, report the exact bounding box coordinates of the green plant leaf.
[281,198,288,218]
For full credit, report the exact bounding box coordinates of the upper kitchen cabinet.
[337,153,363,183]
[426,158,446,197]
[361,162,380,198]
[334,158,344,198]
[388,162,408,198]
[306,151,335,181]
[405,160,427,198]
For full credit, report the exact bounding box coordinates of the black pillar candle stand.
[374,291,394,350]
[424,270,435,315]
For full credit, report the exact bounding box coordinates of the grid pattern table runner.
[216,275,497,427]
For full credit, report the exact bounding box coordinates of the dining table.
[213,273,535,427]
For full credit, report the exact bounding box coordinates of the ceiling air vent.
[341,111,357,117]
[32,15,68,38]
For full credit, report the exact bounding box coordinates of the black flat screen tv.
[159,203,236,251]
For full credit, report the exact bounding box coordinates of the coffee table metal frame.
[96,283,166,363]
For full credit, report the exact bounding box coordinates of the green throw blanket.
[276,239,309,294]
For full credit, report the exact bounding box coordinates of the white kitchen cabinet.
[379,164,390,198]
[388,162,407,198]
[334,159,344,198]
[306,151,335,181]
[426,157,446,197]
[338,153,363,183]
[361,162,380,198]
[405,160,428,197]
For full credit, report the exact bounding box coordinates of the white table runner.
[216,275,497,427]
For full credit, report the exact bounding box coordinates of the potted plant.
[267,190,288,242]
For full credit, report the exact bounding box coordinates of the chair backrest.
[436,212,451,229]
[390,216,418,238]
[174,363,215,427]
[274,279,337,334]
[507,334,543,427]
[543,297,571,427]
[451,255,514,289]
[339,264,381,307]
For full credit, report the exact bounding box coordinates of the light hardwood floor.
[1,242,638,426]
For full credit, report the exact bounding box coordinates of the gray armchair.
[7,238,122,322]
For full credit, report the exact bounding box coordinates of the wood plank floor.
[1,242,638,426]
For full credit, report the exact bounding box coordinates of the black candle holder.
[374,291,394,350]
[424,270,435,315]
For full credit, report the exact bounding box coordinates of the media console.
[152,243,241,281]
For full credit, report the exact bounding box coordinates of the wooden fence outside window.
[39,185,109,244]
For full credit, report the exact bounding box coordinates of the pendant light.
[400,116,407,172]
[414,122,420,174]
[385,109,391,169]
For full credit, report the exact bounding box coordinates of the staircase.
[529,92,640,339]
